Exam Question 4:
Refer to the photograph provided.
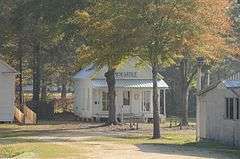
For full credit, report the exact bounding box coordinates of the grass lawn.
[0,121,239,159]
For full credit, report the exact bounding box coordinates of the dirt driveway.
[84,141,236,159]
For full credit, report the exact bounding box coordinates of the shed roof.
[92,79,169,88]
[222,80,240,88]
[200,80,240,95]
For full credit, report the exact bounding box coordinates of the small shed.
[0,59,17,122]
[73,57,169,121]
[199,72,240,146]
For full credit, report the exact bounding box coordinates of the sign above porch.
[73,57,165,80]
[115,72,137,79]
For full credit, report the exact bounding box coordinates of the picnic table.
[121,113,146,130]
[168,116,181,128]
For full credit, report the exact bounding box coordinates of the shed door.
[92,90,99,114]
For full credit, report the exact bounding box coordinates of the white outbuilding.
[0,59,17,122]
[199,72,240,146]
[73,58,169,121]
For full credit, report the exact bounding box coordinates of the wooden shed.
[199,72,240,146]
[0,59,17,122]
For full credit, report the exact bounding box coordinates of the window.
[123,91,130,105]
[237,98,239,120]
[226,98,229,119]
[230,98,234,120]
[226,97,239,120]
[143,91,151,111]
[102,92,108,111]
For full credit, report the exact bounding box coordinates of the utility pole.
[196,57,204,141]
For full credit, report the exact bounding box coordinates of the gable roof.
[199,81,221,95]
[0,59,17,73]
[73,64,95,79]
[73,57,164,80]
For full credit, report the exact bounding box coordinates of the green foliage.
[69,0,141,69]
[0,0,89,102]
[131,0,200,66]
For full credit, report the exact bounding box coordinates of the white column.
[164,89,166,116]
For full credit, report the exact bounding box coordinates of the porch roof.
[92,79,169,88]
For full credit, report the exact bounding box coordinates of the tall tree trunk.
[32,42,41,113]
[41,78,47,102]
[180,85,189,126]
[19,55,24,110]
[105,67,117,125]
[152,63,160,139]
[17,39,24,111]
[61,82,67,99]
[179,59,190,127]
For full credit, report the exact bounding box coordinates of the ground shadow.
[136,141,240,159]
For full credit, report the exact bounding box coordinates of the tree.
[69,0,140,124]
[129,0,232,137]
[176,0,232,126]
[128,0,200,138]
[231,0,240,60]
[7,0,88,108]
[0,0,30,110]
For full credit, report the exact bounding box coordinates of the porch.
[91,79,167,121]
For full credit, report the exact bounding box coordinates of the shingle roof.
[92,79,169,88]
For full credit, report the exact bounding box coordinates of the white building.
[199,72,240,146]
[0,59,17,122]
[73,58,169,121]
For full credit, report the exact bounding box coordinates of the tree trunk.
[180,85,189,126]
[105,67,117,125]
[17,40,24,111]
[179,59,190,126]
[41,79,47,102]
[32,42,41,113]
[152,63,160,139]
[61,82,67,99]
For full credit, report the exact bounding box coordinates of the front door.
[122,91,131,114]
[143,91,151,112]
